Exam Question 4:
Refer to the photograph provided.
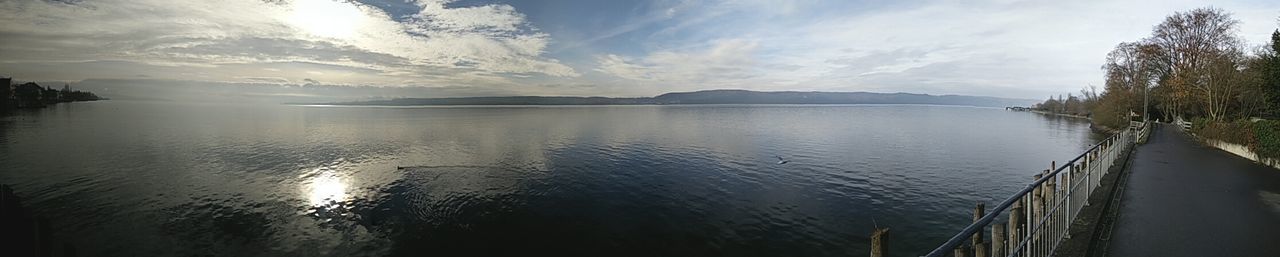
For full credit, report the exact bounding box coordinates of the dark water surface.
[0,101,1100,257]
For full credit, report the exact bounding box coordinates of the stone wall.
[1204,139,1280,170]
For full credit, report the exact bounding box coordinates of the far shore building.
[14,82,46,108]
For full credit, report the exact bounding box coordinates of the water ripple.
[0,103,1101,257]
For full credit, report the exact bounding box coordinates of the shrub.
[1190,117,1209,133]
[1192,118,1255,147]
[1089,99,1130,130]
[1254,120,1280,160]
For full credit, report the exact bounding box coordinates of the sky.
[1,0,1279,101]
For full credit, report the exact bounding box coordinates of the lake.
[0,101,1101,257]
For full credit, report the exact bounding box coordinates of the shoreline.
[1029,109,1090,119]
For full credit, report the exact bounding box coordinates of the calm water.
[0,101,1101,257]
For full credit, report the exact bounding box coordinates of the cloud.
[590,0,1280,98]
[241,77,293,84]
[57,78,524,103]
[595,39,765,89]
[4,0,1279,99]
[0,0,576,87]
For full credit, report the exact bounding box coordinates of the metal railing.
[924,122,1149,257]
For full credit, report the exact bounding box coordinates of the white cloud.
[594,39,768,90]
[0,0,576,87]
[3,0,1278,99]
[593,0,1280,98]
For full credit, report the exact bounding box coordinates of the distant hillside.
[319,89,1036,107]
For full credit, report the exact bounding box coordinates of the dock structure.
[909,122,1149,257]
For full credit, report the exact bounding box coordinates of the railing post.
[870,227,888,257]
[925,128,1135,257]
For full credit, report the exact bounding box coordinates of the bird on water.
[775,156,790,165]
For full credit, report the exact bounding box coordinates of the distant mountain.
[317,89,1037,107]
[325,96,653,106]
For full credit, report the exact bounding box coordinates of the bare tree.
[1149,7,1244,121]
[1097,41,1163,126]
[1201,50,1248,119]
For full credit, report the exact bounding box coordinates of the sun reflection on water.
[305,167,348,207]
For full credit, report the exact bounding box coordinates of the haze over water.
[0,101,1101,257]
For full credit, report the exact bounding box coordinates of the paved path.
[1108,124,1280,256]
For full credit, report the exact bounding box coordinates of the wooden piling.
[1046,169,1058,245]
[1009,199,1023,255]
[1031,174,1044,254]
[1046,172,1056,206]
[870,227,889,257]
[1031,174,1043,222]
[972,203,987,257]
[992,223,1006,257]
[954,246,969,257]
[1087,150,1093,168]
[972,203,985,246]
[1063,165,1073,194]
[1047,162,1055,202]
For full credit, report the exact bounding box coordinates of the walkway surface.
[1107,124,1280,256]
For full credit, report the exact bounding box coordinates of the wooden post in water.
[972,203,985,245]
[1085,151,1094,206]
[1059,166,1070,195]
[1008,200,1023,256]
[1045,173,1056,207]
[1064,164,1075,240]
[1031,173,1044,254]
[992,223,1006,257]
[1031,174,1043,222]
[870,227,889,257]
[973,203,987,257]
[1044,166,1057,254]
[1047,162,1055,204]
[954,246,969,257]
[1084,151,1091,176]
[1063,165,1073,195]
[1066,165,1075,203]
